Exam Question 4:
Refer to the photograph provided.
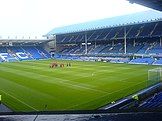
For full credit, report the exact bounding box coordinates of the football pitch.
[0,60,157,111]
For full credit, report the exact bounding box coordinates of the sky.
[0,0,150,39]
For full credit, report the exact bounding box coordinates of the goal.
[148,68,162,86]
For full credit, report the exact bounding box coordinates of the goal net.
[148,68,162,86]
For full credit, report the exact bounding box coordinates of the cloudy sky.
[0,0,150,39]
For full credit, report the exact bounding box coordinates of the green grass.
[0,59,158,111]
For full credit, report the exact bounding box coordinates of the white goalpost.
[148,68,162,86]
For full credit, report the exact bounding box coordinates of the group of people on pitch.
[50,62,71,68]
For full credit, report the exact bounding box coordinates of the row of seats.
[0,46,50,62]
[129,58,155,65]
[110,57,162,65]
[139,92,162,108]
[110,59,130,63]
[59,42,162,55]
[54,54,80,60]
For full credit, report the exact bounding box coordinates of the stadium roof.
[47,10,162,36]
[128,0,162,11]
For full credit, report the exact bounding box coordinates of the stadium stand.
[0,46,50,62]
[46,10,162,66]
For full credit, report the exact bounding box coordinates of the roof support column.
[112,40,114,46]
[54,35,56,49]
[133,39,136,47]
[85,33,88,54]
[124,27,127,54]
[160,37,162,47]
[95,41,96,48]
